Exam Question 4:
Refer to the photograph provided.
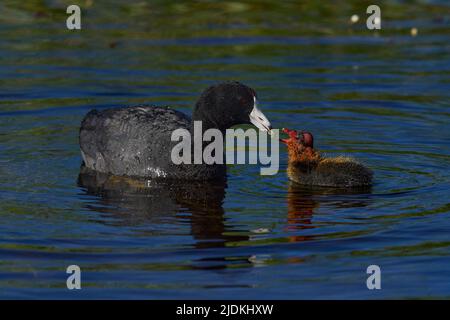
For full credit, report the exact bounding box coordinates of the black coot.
[79,81,272,180]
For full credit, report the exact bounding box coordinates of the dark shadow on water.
[78,165,253,271]
[78,166,249,247]
[78,166,372,269]
[286,182,372,243]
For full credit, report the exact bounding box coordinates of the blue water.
[0,1,449,299]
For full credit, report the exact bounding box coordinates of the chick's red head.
[281,128,314,148]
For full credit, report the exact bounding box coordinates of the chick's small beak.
[280,128,289,144]
[249,97,272,134]
[280,128,299,144]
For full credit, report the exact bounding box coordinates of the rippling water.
[0,1,449,299]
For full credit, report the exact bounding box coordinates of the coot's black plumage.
[79,81,272,180]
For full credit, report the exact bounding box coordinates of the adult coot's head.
[193,81,272,133]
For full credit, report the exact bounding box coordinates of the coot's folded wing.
[79,105,191,178]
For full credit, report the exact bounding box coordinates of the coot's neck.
[191,109,229,135]
[189,109,228,164]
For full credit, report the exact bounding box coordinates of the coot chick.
[281,128,373,187]
[79,81,272,180]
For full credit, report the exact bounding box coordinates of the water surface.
[0,1,449,299]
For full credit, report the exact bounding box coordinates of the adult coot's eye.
[239,96,249,106]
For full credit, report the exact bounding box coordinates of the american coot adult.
[281,128,373,187]
[79,81,272,180]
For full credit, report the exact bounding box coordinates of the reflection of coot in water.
[78,166,249,250]
[286,182,372,243]
[77,168,372,270]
